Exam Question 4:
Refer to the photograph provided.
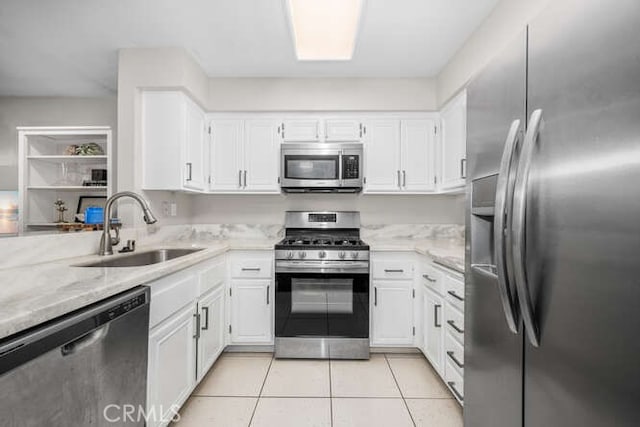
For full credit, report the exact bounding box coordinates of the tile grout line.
[247,354,275,427]
[384,353,417,427]
[329,359,333,427]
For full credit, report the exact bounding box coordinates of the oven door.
[281,146,341,188]
[275,268,369,339]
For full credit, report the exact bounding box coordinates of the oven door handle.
[275,263,370,274]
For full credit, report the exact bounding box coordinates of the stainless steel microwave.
[280,143,363,192]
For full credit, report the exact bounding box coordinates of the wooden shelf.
[27,155,108,162]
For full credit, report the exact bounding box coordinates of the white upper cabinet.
[363,119,401,192]
[364,118,437,193]
[440,90,467,189]
[209,119,244,191]
[209,118,280,193]
[142,91,207,192]
[325,119,362,142]
[282,119,320,142]
[401,119,437,192]
[243,120,280,192]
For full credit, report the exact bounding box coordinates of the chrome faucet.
[98,191,158,256]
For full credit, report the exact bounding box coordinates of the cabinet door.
[230,279,273,344]
[423,286,444,376]
[210,119,244,191]
[147,303,196,427]
[183,99,206,191]
[401,119,436,192]
[371,280,414,346]
[244,120,280,192]
[197,286,225,381]
[363,120,401,192]
[440,91,467,189]
[325,119,362,142]
[282,119,320,142]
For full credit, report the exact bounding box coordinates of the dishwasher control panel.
[100,293,148,323]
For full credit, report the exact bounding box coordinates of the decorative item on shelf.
[84,206,104,224]
[53,199,68,223]
[82,180,107,187]
[76,196,107,223]
[64,145,79,156]
[76,143,104,156]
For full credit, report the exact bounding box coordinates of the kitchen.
[0,0,638,426]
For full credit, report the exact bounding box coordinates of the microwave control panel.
[342,155,360,179]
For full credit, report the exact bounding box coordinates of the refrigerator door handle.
[512,109,543,347]
[494,119,522,334]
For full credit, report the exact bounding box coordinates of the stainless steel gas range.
[274,211,370,359]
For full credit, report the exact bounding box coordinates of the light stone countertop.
[0,239,277,341]
[0,236,463,341]
[369,239,465,274]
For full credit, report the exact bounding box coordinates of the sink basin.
[78,248,203,267]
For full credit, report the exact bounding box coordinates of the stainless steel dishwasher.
[0,286,150,427]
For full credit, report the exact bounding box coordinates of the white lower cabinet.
[147,303,196,427]
[422,285,444,376]
[230,279,273,344]
[196,286,225,381]
[371,280,415,346]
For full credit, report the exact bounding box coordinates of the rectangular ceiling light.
[287,0,364,61]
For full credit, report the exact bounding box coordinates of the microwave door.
[281,149,342,188]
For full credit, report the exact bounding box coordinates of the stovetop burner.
[279,236,366,247]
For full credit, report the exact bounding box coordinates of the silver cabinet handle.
[374,287,378,306]
[238,170,242,187]
[193,313,200,339]
[243,170,247,188]
[385,269,404,273]
[402,170,406,187]
[423,274,436,283]
[494,119,522,334]
[447,320,464,334]
[447,381,464,401]
[447,351,464,368]
[512,109,543,348]
[241,267,261,271]
[397,170,401,188]
[447,290,464,302]
[186,162,193,181]
[267,285,270,305]
[201,306,209,330]
[434,304,441,327]
[460,158,467,179]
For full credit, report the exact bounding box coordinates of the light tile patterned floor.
[172,352,462,427]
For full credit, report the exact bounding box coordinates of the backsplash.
[361,224,465,242]
[137,223,284,245]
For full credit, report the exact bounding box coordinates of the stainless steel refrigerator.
[465,0,640,426]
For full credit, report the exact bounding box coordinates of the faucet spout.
[98,191,158,256]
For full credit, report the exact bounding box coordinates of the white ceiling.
[0,0,498,97]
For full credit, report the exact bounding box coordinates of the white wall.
[191,194,465,225]
[208,78,437,111]
[437,0,552,106]
[0,97,116,190]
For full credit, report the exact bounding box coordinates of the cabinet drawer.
[445,359,464,404]
[444,274,465,312]
[230,253,273,278]
[149,270,198,329]
[421,264,444,295]
[199,256,226,295]
[445,331,464,376]
[372,261,413,280]
[445,304,464,345]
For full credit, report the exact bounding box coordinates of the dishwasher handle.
[60,324,109,356]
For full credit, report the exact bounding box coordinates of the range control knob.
[286,251,294,260]
[351,251,359,259]
[298,251,307,259]
[338,251,346,259]
[319,250,327,259]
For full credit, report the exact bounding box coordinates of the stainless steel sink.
[78,248,203,267]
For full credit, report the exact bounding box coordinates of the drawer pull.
[374,287,378,306]
[447,320,464,334]
[241,267,261,272]
[267,285,270,305]
[447,290,464,301]
[201,307,209,330]
[384,269,404,273]
[423,274,436,282]
[447,351,464,368]
[434,304,442,327]
[447,381,464,401]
